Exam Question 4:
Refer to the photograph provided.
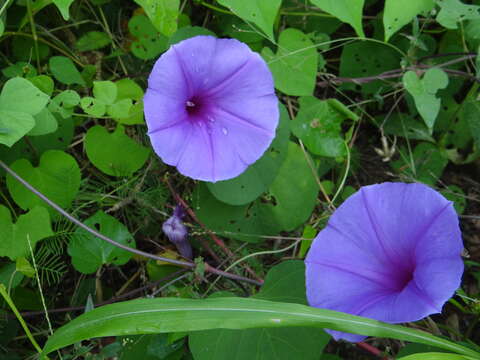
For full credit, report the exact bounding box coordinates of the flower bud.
[162,206,192,259]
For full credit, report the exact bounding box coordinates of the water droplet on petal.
[207,116,215,123]
[222,127,228,135]
[186,101,195,107]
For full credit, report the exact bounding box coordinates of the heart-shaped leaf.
[0,205,52,260]
[84,125,150,177]
[262,28,318,96]
[0,77,50,147]
[67,211,136,274]
[6,150,81,216]
[403,68,449,131]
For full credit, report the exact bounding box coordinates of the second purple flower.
[305,182,464,342]
[144,36,279,182]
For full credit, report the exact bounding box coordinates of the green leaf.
[128,15,169,60]
[29,108,58,136]
[29,114,74,153]
[196,142,318,239]
[190,262,330,360]
[76,31,112,52]
[291,97,356,157]
[49,56,85,86]
[0,205,53,261]
[436,0,480,29]
[116,78,144,101]
[0,263,24,289]
[41,297,480,358]
[112,79,145,125]
[261,142,318,231]
[67,211,136,274]
[52,0,74,20]
[0,111,36,147]
[84,125,150,177]
[0,12,5,38]
[133,0,180,37]
[462,100,480,150]
[339,41,400,94]
[80,97,106,117]
[398,353,474,360]
[206,104,290,205]
[6,150,81,215]
[16,257,35,278]
[0,77,49,116]
[0,77,49,146]
[29,75,55,96]
[309,0,365,38]
[49,90,81,119]
[381,113,434,142]
[93,81,117,105]
[193,183,281,243]
[403,68,449,131]
[384,0,435,41]
[261,28,318,96]
[107,99,133,119]
[168,26,216,46]
[254,261,308,304]
[216,0,281,42]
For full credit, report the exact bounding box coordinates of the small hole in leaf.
[94,223,100,230]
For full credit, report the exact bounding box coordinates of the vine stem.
[0,160,262,286]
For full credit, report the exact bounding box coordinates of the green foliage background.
[0,0,480,359]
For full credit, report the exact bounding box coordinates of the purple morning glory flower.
[144,35,279,182]
[305,182,464,342]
